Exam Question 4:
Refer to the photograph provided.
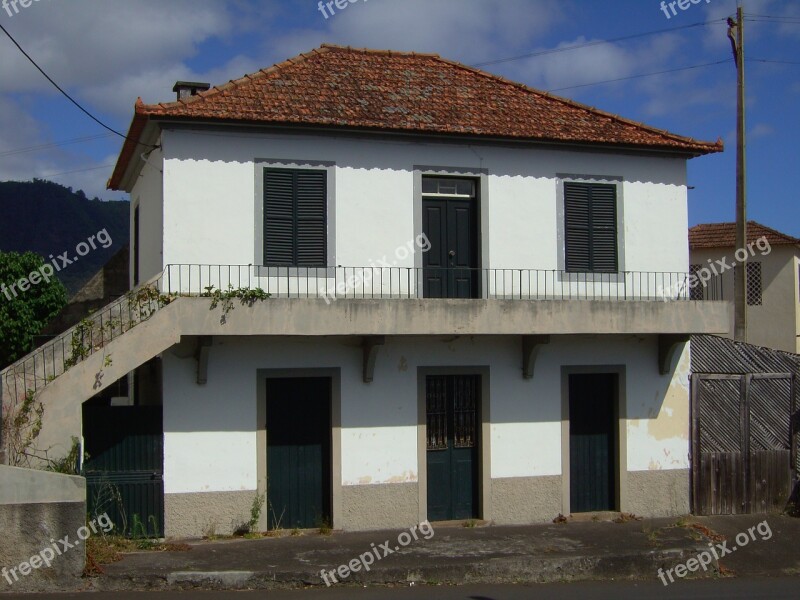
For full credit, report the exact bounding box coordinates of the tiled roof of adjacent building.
[689,221,800,249]
[109,44,723,189]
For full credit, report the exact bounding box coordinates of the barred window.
[746,262,762,306]
[689,264,704,300]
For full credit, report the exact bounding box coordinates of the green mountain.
[0,179,129,295]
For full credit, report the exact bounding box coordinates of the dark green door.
[422,178,479,299]
[266,377,332,529]
[426,375,480,521]
[82,405,164,537]
[569,374,617,512]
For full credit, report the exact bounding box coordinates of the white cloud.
[749,123,774,139]
[268,0,564,65]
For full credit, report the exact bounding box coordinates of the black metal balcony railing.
[0,264,725,401]
[163,264,725,302]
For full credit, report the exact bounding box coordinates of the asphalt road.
[3,578,799,599]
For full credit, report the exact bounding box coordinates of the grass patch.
[613,512,642,523]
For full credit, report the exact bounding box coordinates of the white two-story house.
[1,44,730,539]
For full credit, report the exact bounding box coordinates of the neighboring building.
[689,222,800,353]
[1,45,730,538]
[39,245,129,337]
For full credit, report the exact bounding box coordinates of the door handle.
[448,250,456,258]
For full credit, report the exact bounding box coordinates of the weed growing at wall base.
[657,520,772,585]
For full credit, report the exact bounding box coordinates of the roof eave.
[108,102,157,191]
[139,114,722,158]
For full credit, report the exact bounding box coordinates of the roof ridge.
[135,44,719,151]
[690,221,800,246]
[427,54,721,151]
[112,44,725,190]
[319,43,442,59]
[748,221,800,243]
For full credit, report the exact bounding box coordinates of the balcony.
[1,265,730,403]
[162,264,726,302]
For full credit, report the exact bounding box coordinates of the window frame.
[560,178,622,274]
[255,160,335,270]
[746,261,762,306]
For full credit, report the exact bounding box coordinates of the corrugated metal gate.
[82,405,164,537]
[691,335,799,515]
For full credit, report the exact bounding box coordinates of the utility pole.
[728,5,747,342]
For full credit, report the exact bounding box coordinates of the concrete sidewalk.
[84,514,800,592]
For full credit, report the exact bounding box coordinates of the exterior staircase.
[0,272,179,464]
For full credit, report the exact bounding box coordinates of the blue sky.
[0,0,797,236]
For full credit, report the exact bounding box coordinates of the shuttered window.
[263,168,327,266]
[564,182,618,272]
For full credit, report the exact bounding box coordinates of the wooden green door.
[569,373,617,512]
[426,375,480,521]
[266,377,332,529]
[422,177,479,299]
[82,405,164,537]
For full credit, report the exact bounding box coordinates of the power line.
[39,164,116,178]
[0,134,114,160]
[546,60,729,93]
[471,18,727,68]
[745,19,800,25]
[0,22,154,149]
[747,58,800,66]
[744,13,800,21]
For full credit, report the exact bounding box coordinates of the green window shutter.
[565,182,591,271]
[295,170,327,267]
[264,168,327,266]
[564,182,618,273]
[589,184,618,272]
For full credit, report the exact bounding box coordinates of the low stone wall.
[0,466,86,593]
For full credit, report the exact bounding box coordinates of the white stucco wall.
[129,143,164,285]
[161,334,688,495]
[156,129,689,276]
[690,245,800,352]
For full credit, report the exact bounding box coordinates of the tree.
[0,251,67,368]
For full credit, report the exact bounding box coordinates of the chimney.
[172,81,211,101]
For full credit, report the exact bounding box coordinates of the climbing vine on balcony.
[202,285,271,322]
[63,285,176,371]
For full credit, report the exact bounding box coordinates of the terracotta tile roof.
[689,221,800,249]
[109,44,723,189]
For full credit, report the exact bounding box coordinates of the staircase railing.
[0,270,172,406]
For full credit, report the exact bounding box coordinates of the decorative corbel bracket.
[658,334,689,376]
[362,336,386,383]
[196,336,213,385]
[522,335,550,379]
